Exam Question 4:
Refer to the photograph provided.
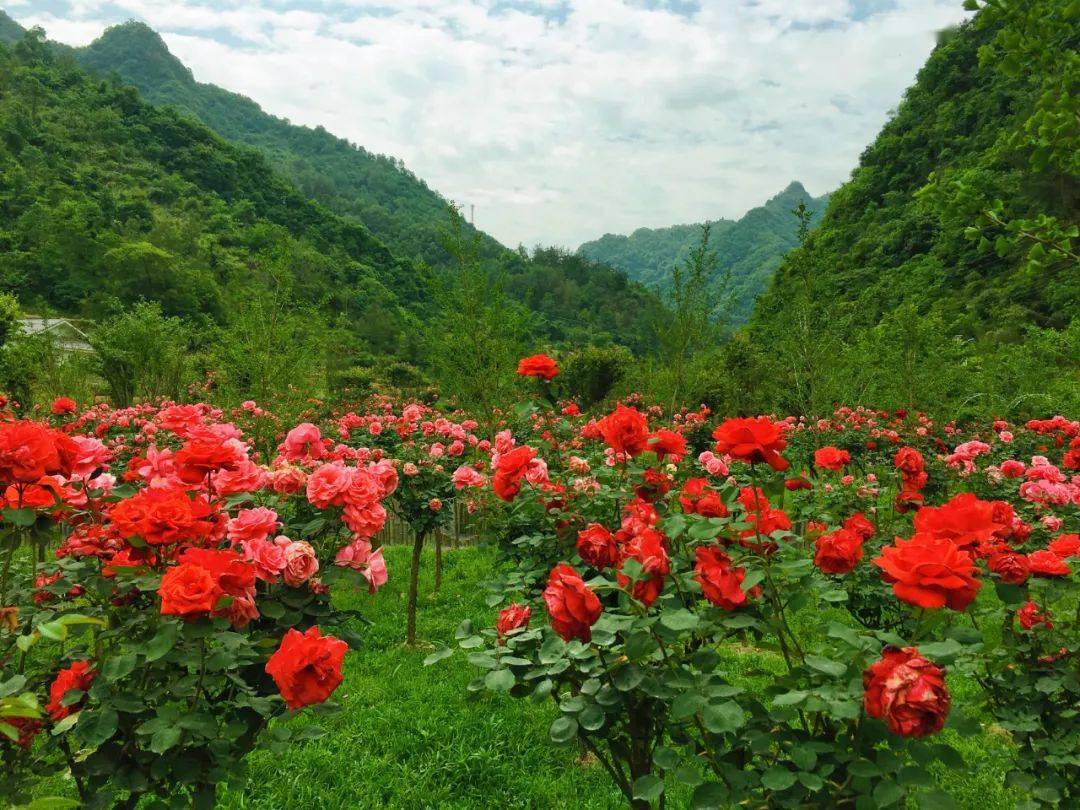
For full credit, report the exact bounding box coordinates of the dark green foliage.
[745,6,1078,417]
[500,248,665,355]
[557,344,634,407]
[0,28,422,361]
[579,182,829,325]
[1,16,665,360]
[72,21,501,269]
[89,302,193,407]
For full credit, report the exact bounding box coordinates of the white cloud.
[14,0,971,248]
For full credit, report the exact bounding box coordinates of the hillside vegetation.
[579,182,828,324]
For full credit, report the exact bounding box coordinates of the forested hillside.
[579,182,828,324]
[71,20,503,268]
[0,31,425,353]
[743,6,1079,415]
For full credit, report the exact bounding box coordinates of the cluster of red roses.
[0,399,411,765]
[483,390,1077,755]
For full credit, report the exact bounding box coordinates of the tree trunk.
[433,532,443,594]
[406,530,425,646]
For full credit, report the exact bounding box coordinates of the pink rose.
[283,540,319,587]
[283,423,324,461]
[227,507,280,546]
[306,463,353,508]
[335,539,388,594]
[243,536,290,582]
[452,465,485,490]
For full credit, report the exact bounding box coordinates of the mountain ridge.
[578,181,830,325]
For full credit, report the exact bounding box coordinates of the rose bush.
[441,386,1076,808]
[0,401,398,808]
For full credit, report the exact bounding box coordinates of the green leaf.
[660,609,699,632]
[143,623,178,662]
[102,653,137,682]
[484,669,515,692]
[80,707,118,747]
[762,766,796,791]
[579,704,605,731]
[692,782,728,809]
[625,631,659,661]
[772,690,808,707]
[149,725,182,754]
[702,701,745,734]
[848,759,880,778]
[632,774,664,802]
[423,647,453,666]
[2,508,37,527]
[549,716,578,744]
[873,779,904,806]
[670,691,706,720]
[805,655,846,677]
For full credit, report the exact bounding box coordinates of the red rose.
[46,660,96,721]
[1047,533,1080,558]
[0,421,78,483]
[174,437,245,484]
[492,445,537,502]
[265,626,348,710]
[712,417,789,471]
[873,533,981,611]
[843,512,875,541]
[679,478,729,518]
[694,545,756,610]
[576,523,620,569]
[1027,549,1070,578]
[987,550,1030,585]
[912,493,1005,551]
[543,564,602,642]
[737,487,791,551]
[784,477,812,491]
[813,528,864,574]
[159,547,256,623]
[893,447,925,478]
[814,446,850,471]
[597,405,650,457]
[1017,601,1053,631]
[516,354,558,381]
[616,528,669,606]
[863,647,950,738]
[648,429,687,463]
[158,563,222,617]
[496,603,532,639]
[109,486,223,547]
[51,397,77,415]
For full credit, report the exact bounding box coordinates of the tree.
[655,224,722,411]
[424,207,530,420]
[90,302,192,407]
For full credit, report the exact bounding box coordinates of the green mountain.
[0,13,668,356]
[743,4,1078,415]
[578,182,829,324]
[0,28,427,353]
[70,20,502,268]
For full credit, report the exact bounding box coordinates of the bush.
[557,345,634,407]
[90,303,193,407]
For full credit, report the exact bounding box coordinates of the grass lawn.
[219,545,625,809]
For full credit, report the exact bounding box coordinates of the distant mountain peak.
[0,9,27,44]
[82,20,195,87]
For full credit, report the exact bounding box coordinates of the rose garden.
[0,353,1076,809]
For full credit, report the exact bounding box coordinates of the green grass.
[219,545,625,809]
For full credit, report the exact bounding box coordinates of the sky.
[8,0,970,249]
